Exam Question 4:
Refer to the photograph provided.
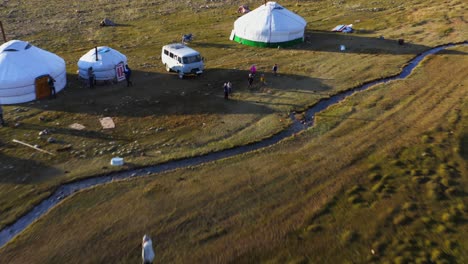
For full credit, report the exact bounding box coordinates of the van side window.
[178,57,182,63]
[164,49,169,55]
[169,53,174,58]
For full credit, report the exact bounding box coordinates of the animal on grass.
[142,234,155,264]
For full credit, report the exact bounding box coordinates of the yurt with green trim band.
[230,2,307,48]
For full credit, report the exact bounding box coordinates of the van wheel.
[165,64,171,72]
[178,72,184,79]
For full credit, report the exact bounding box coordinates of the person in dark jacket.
[272,63,278,76]
[124,64,133,87]
[248,73,254,88]
[88,67,95,89]
[48,75,56,98]
[223,82,229,100]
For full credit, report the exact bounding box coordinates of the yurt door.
[35,75,50,100]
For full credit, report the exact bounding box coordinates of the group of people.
[86,64,133,89]
[222,63,278,100]
[247,63,278,88]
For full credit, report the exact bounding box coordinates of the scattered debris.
[340,45,346,51]
[39,129,49,136]
[181,33,193,44]
[12,139,55,156]
[100,18,116,27]
[332,24,354,33]
[47,137,57,144]
[99,117,115,129]
[238,5,250,14]
[398,38,405,45]
[69,123,86,130]
[56,144,73,152]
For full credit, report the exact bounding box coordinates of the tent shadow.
[290,30,466,55]
[23,69,331,117]
[0,151,62,184]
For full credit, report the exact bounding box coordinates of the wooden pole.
[95,46,98,61]
[0,21,7,43]
[12,139,55,156]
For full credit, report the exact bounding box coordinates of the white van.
[161,43,204,79]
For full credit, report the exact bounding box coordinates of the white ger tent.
[0,40,66,104]
[230,1,307,48]
[77,46,127,81]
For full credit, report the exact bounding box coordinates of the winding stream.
[0,42,466,248]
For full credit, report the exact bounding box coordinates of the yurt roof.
[77,46,127,71]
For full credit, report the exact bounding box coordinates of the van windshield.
[183,55,202,64]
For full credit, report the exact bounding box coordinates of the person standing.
[88,67,95,89]
[250,64,257,77]
[0,103,5,127]
[272,64,278,76]
[142,234,155,264]
[223,82,229,100]
[124,64,133,87]
[227,81,233,94]
[260,74,266,85]
[48,75,56,98]
[248,73,254,88]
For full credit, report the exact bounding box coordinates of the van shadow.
[292,30,466,55]
[24,69,331,117]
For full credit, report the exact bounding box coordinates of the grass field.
[0,0,466,262]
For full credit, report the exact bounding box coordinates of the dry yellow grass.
[3,0,466,230]
[1,44,466,263]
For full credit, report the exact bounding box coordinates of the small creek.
[0,42,465,248]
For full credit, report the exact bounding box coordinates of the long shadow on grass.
[15,123,127,141]
[294,30,466,56]
[0,152,62,184]
[25,70,331,117]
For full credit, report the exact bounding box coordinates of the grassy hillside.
[1,45,466,263]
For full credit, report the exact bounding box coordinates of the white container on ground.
[110,157,124,166]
